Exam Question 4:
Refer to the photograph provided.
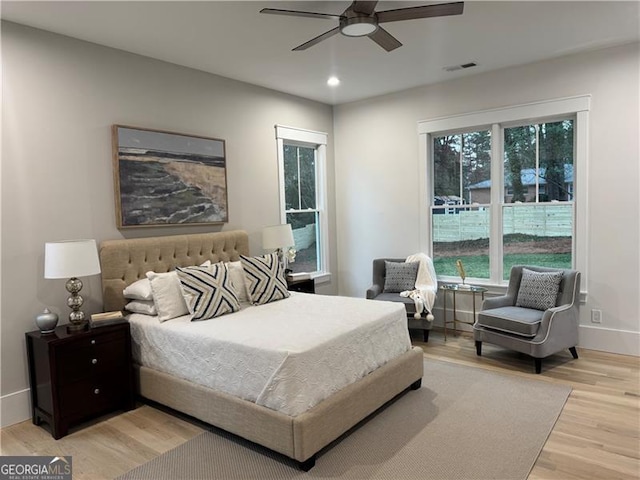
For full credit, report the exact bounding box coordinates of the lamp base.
[65,277,88,333]
[67,322,89,333]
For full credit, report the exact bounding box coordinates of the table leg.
[452,290,457,336]
[472,292,477,326]
[443,289,447,341]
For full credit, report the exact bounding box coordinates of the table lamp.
[262,224,295,271]
[44,239,101,332]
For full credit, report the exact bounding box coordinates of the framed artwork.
[112,125,228,228]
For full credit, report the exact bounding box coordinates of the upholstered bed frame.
[99,230,424,470]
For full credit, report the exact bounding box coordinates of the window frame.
[418,96,589,292]
[275,125,330,282]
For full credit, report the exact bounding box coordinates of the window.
[419,96,589,286]
[502,120,574,279]
[432,130,491,278]
[275,126,329,280]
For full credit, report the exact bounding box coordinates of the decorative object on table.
[112,125,228,228]
[35,308,59,334]
[44,239,102,333]
[455,259,470,288]
[90,311,126,328]
[262,223,295,271]
[285,246,297,267]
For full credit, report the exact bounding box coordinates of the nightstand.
[287,277,315,294]
[25,322,135,439]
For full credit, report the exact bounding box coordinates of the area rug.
[118,359,571,480]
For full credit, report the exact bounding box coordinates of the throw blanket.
[400,253,437,319]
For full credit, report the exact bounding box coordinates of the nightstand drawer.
[58,373,127,419]
[287,278,315,294]
[56,337,128,385]
[57,329,126,352]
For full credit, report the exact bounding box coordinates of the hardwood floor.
[2,329,638,479]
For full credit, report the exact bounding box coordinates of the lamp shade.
[262,224,295,250]
[44,239,101,279]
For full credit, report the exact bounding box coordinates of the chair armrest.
[482,294,515,310]
[366,284,382,299]
[533,303,579,346]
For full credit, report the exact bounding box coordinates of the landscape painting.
[112,125,228,228]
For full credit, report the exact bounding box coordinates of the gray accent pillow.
[516,268,563,311]
[383,261,419,293]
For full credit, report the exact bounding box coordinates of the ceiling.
[2,1,638,105]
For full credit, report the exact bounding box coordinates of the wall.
[334,42,640,356]
[1,22,336,426]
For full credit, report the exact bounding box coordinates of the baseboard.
[578,325,640,356]
[1,388,31,428]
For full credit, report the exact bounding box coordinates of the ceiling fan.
[260,1,464,52]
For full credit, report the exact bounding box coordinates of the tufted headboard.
[99,230,250,312]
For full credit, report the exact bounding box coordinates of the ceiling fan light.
[340,17,377,37]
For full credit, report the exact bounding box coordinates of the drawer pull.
[94,388,100,395]
[91,358,98,365]
[91,340,96,345]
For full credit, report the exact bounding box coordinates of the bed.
[99,230,424,470]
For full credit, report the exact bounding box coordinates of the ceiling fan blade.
[351,1,378,15]
[377,1,464,24]
[293,26,341,51]
[368,27,402,52]
[260,8,341,21]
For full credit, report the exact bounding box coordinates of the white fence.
[433,204,572,242]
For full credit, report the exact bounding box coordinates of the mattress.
[128,292,411,416]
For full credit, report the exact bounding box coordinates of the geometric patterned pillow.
[515,268,563,311]
[383,261,419,293]
[176,264,240,321]
[239,253,290,306]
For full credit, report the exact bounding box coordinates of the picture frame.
[112,125,228,228]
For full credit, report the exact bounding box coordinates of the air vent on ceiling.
[443,62,478,72]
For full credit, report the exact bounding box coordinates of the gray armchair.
[366,258,433,342]
[473,265,581,374]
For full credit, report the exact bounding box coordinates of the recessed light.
[327,76,340,87]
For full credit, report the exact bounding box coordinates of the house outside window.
[275,125,329,280]
[418,96,589,286]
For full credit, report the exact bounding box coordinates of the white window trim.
[275,125,330,283]
[418,95,590,296]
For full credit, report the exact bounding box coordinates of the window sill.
[438,278,588,304]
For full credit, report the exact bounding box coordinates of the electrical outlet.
[591,309,602,324]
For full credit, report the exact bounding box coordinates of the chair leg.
[475,341,482,356]
[423,329,430,342]
[534,358,542,374]
[569,347,579,359]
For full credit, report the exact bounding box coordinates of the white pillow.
[123,278,153,301]
[146,260,212,322]
[125,300,157,316]
[226,261,251,305]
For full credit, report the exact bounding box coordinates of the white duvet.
[129,292,411,417]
